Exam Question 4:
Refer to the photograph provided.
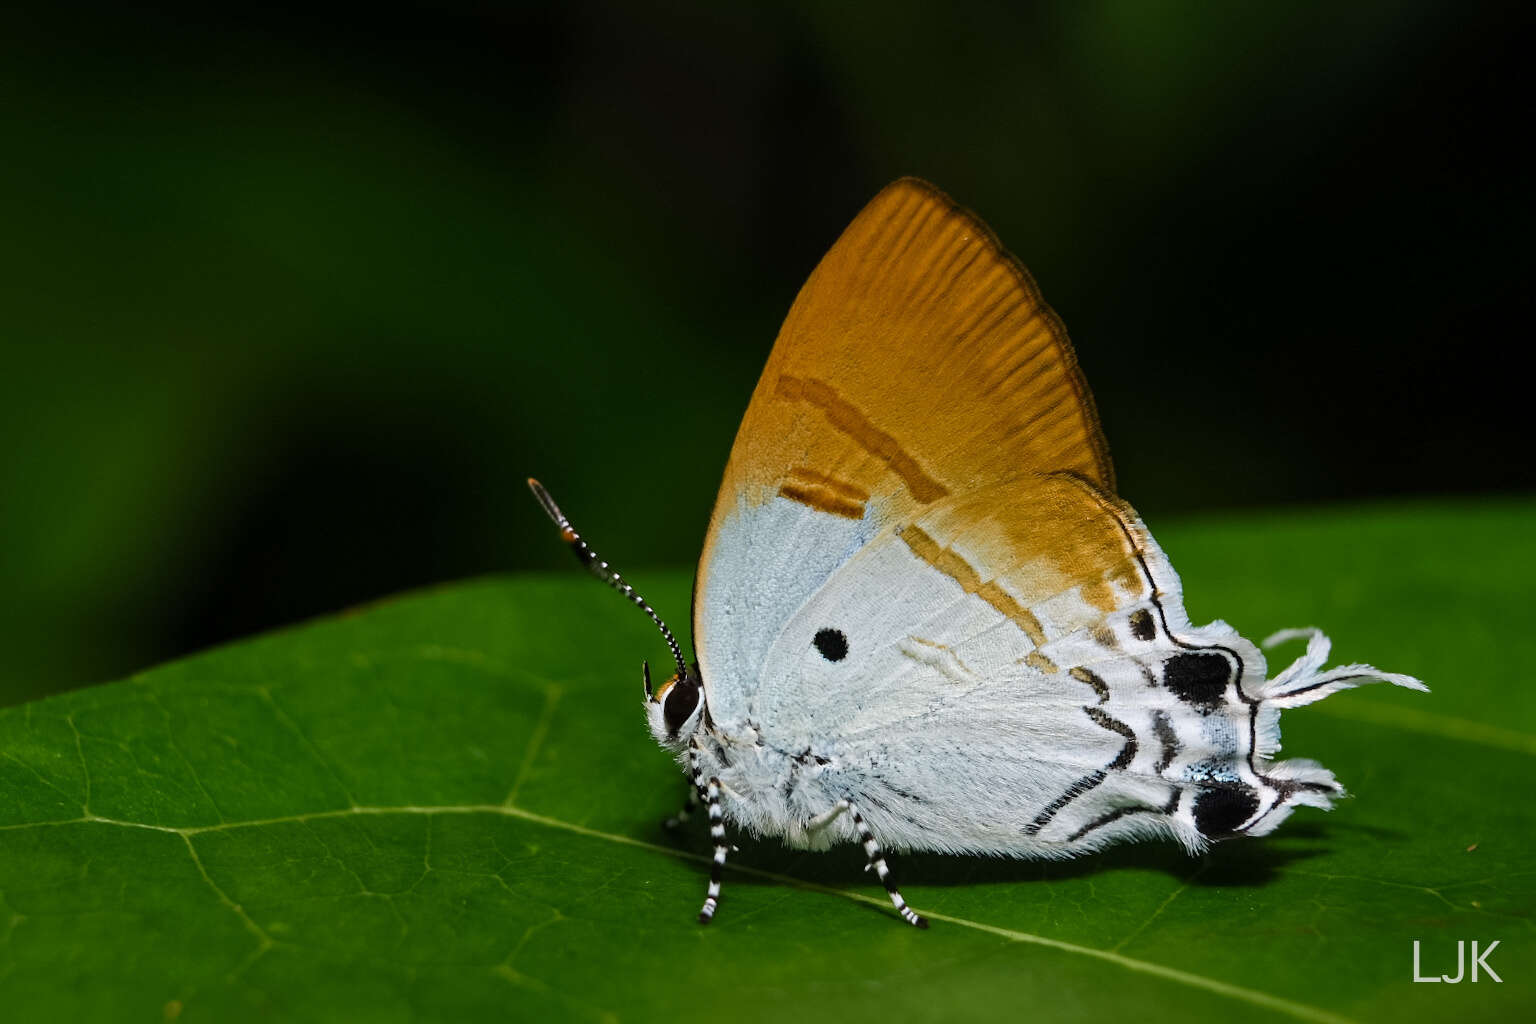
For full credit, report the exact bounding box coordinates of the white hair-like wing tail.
[1258,627,1429,710]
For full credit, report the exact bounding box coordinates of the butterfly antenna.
[527,478,689,680]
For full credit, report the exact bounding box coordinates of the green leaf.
[1,500,1530,1022]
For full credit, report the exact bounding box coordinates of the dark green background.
[1,1,1528,705]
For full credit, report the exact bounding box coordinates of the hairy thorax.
[684,716,857,851]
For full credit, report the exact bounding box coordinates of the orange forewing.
[702,177,1116,572]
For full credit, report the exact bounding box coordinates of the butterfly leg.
[805,800,849,832]
[847,800,928,929]
[698,776,728,924]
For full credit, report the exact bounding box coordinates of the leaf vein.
[180,833,274,983]
[504,685,563,807]
[0,750,83,814]
[143,687,226,824]
[257,686,359,808]
[1111,861,1208,953]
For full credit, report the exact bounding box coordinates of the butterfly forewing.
[697,179,1115,716]
[711,178,1111,516]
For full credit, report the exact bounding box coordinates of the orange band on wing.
[1023,651,1059,675]
[775,375,949,504]
[899,524,1048,648]
[778,467,869,520]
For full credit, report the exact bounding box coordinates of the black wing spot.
[1193,784,1260,837]
[813,628,849,662]
[1128,608,1156,641]
[1163,652,1232,712]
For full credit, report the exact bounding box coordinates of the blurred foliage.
[0,1,1529,703]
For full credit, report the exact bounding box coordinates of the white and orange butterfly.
[530,178,1425,928]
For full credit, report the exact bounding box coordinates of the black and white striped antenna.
[527,478,689,683]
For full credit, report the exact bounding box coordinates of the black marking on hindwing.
[1022,771,1106,836]
[1163,652,1233,713]
[1083,706,1137,770]
[1065,786,1181,844]
[1193,784,1261,837]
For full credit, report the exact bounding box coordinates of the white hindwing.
[693,486,1425,858]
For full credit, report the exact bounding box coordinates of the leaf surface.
[1,500,1531,1022]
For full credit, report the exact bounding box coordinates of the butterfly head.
[644,661,705,750]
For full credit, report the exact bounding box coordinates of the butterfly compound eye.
[813,628,849,662]
[662,677,701,735]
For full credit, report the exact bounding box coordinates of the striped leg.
[698,777,728,924]
[848,800,928,929]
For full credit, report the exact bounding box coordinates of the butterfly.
[529,177,1426,928]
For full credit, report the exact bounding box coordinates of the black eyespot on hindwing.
[813,627,849,662]
[1193,784,1260,837]
[1163,652,1232,712]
